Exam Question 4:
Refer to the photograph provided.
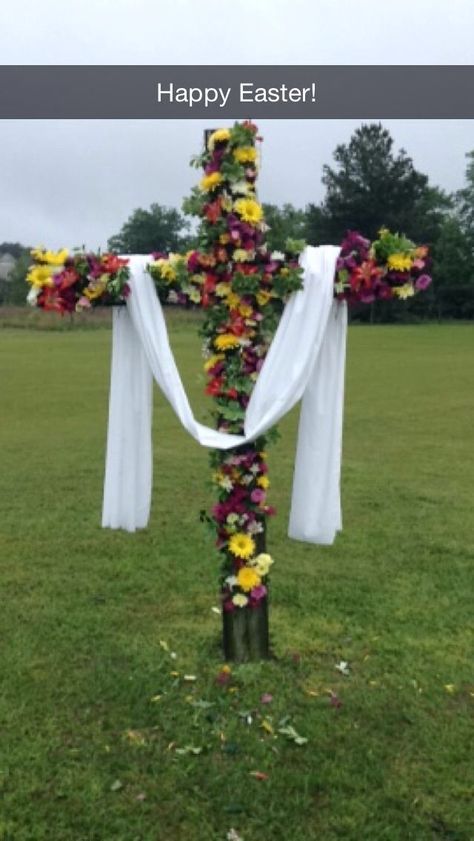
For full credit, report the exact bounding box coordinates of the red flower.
[101,254,129,273]
[205,199,222,223]
[350,260,383,292]
[38,286,73,314]
[56,268,79,290]
[205,377,223,397]
[229,315,246,337]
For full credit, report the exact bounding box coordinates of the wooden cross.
[27,122,432,662]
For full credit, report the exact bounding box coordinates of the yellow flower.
[203,353,224,372]
[251,553,274,577]
[219,233,231,245]
[154,259,177,283]
[188,288,201,304]
[84,275,108,300]
[256,290,272,307]
[228,533,256,560]
[233,146,257,164]
[232,593,249,608]
[168,252,184,268]
[208,128,231,150]
[215,282,232,297]
[31,247,68,265]
[238,303,253,318]
[26,265,54,288]
[199,171,223,192]
[393,283,415,300]
[257,475,270,489]
[214,333,241,351]
[234,198,263,225]
[387,253,413,272]
[236,565,261,592]
[233,248,254,262]
[225,292,241,309]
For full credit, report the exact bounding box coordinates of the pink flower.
[251,584,267,601]
[250,488,266,504]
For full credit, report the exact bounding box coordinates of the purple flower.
[187,251,200,272]
[415,274,432,291]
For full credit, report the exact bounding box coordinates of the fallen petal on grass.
[227,829,244,841]
[249,770,269,781]
[110,779,123,792]
[175,745,203,756]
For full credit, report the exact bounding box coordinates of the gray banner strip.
[0,65,473,119]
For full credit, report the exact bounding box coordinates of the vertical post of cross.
[203,126,271,662]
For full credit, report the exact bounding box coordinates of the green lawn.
[0,318,473,841]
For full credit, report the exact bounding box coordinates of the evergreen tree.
[307,123,450,245]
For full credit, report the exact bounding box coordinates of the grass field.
[1,317,473,841]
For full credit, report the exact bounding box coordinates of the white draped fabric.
[102,245,347,544]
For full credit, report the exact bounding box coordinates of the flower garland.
[26,248,130,312]
[149,121,305,612]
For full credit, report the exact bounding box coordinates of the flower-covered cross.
[26,121,432,660]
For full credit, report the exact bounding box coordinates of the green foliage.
[372,229,415,262]
[456,149,474,246]
[262,204,307,252]
[1,251,31,305]
[230,271,260,296]
[107,203,190,254]
[0,320,473,839]
[431,216,474,319]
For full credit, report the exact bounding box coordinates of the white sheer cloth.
[102,245,347,543]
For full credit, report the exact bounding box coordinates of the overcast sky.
[1,0,473,250]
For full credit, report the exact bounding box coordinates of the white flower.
[270,250,285,261]
[218,476,233,492]
[232,180,254,196]
[247,521,264,535]
[225,575,238,588]
[168,290,179,304]
[241,474,254,486]
[232,593,249,608]
[27,286,40,306]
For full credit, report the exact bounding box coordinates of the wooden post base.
[222,597,270,662]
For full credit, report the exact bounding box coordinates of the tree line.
[2,124,473,321]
